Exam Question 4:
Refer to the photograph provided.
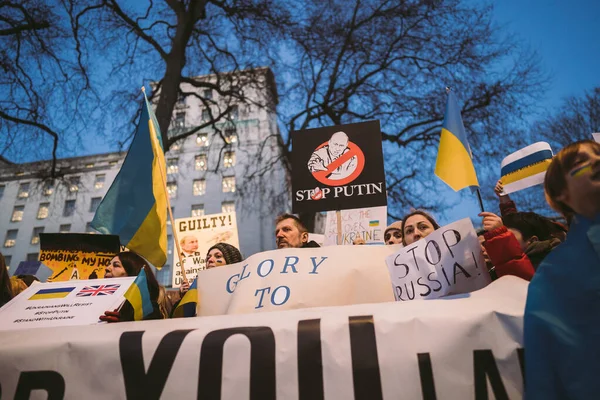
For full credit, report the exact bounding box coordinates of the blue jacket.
[524,213,600,399]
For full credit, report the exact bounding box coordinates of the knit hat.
[206,243,243,265]
[384,221,403,236]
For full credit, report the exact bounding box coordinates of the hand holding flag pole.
[435,87,484,212]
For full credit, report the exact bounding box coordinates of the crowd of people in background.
[0,139,598,397]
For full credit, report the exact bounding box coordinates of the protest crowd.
[0,87,598,399]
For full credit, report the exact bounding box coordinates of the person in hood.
[525,139,600,399]
[206,242,243,269]
[275,214,320,248]
[384,221,403,245]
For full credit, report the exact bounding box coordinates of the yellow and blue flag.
[29,286,75,300]
[123,267,154,321]
[500,142,553,194]
[434,90,479,191]
[172,279,198,318]
[91,91,168,268]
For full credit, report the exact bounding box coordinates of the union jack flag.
[76,284,120,297]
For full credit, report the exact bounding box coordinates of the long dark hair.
[400,210,441,245]
[0,253,14,307]
[115,251,160,302]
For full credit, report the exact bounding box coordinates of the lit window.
[195,154,208,171]
[85,163,94,168]
[37,203,49,219]
[224,151,236,168]
[170,142,181,151]
[174,112,185,128]
[27,253,39,262]
[109,160,118,166]
[94,174,105,189]
[4,229,17,248]
[63,199,76,217]
[15,171,25,177]
[17,182,30,199]
[86,222,96,233]
[221,201,235,213]
[192,179,206,196]
[167,181,177,198]
[31,227,44,245]
[204,89,213,100]
[191,204,204,217]
[230,105,239,120]
[59,224,71,233]
[225,128,237,144]
[43,183,53,196]
[11,205,24,222]
[201,108,211,121]
[69,176,80,193]
[90,197,102,213]
[167,158,179,174]
[196,133,209,147]
[222,176,236,193]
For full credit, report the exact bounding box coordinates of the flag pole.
[475,188,485,213]
[141,86,188,284]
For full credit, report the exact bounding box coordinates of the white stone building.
[0,67,289,287]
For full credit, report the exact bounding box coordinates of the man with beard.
[275,214,320,249]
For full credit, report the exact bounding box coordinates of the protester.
[10,277,28,297]
[352,237,366,245]
[275,214,320,248]
[525,139,600,399]
[0,254,13,308]
[476,229,497,280]
[479,212,535,281]
[100,251,168,322]
[401,210,440,245]
[384,221,403,245]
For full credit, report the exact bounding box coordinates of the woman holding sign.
[401,210,440,245]
[525,140,600,399]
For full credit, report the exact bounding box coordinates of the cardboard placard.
[324,206,386,245]
[39,233,120,281]
[386,218,491,301]
[172,212,239,288]
[291,121,387,213]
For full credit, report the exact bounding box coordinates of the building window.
[109,160,118,167]
[224,128,238,144]
[86,222,96,233]
[0,184,5,198]
[59,224,71,233]
[85,163,95,168]
[11,205,24,222]
[176,93,186,107]
[221,201,235,213]
[167,181,177,198]
[222,176,236,193]
[17,182,30,199]
[170,141,181,151]
[94,174,105,190]
[224,151,236,168]
[174,112,185,128]
[4,229,17,248]
[230,105,239,120]
[43,182,53,196]
[191,204,204,217]
[201,108,211,121]
[63,199,76,217]
[31,227,44,245]
[90,197,102,213]
[69,176,80,193]
[196,133,209,147]
[167,234,173,255]
[37,203,50,219]
[195,154,208,171]
[192,179,206,196]
[203,89,213,100]
[27,253,39,262]
[167,158,179,174]
[4,255,11,267]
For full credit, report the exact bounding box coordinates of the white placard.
[172,212,239,288]
[593,132,600,143]
[196,244,397,316]
[0,277,134,330]
[324,206,387,245]
[386,218,491,301]
[0,277,527,399]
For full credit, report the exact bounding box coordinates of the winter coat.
[525,213,600,399]
[302,240,321,248]
[482,226,535,281]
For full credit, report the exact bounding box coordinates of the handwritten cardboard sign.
[172,212,239,288]
[39,233,120,282]
[385,218,491,301]
[324,206,386,245]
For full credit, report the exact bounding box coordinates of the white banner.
[386,218,491,301]
[0,277,527,399]
[593,132,600,143]
[196,245,397,316]
[0,277,134,331]
[172,212,239,288]
[324,206,386,245]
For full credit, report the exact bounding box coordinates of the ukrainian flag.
[172,279,198,318]
[123,267,154,321]
[91,91,168,268]
[434,90,479,191]
[29,287,75,300]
